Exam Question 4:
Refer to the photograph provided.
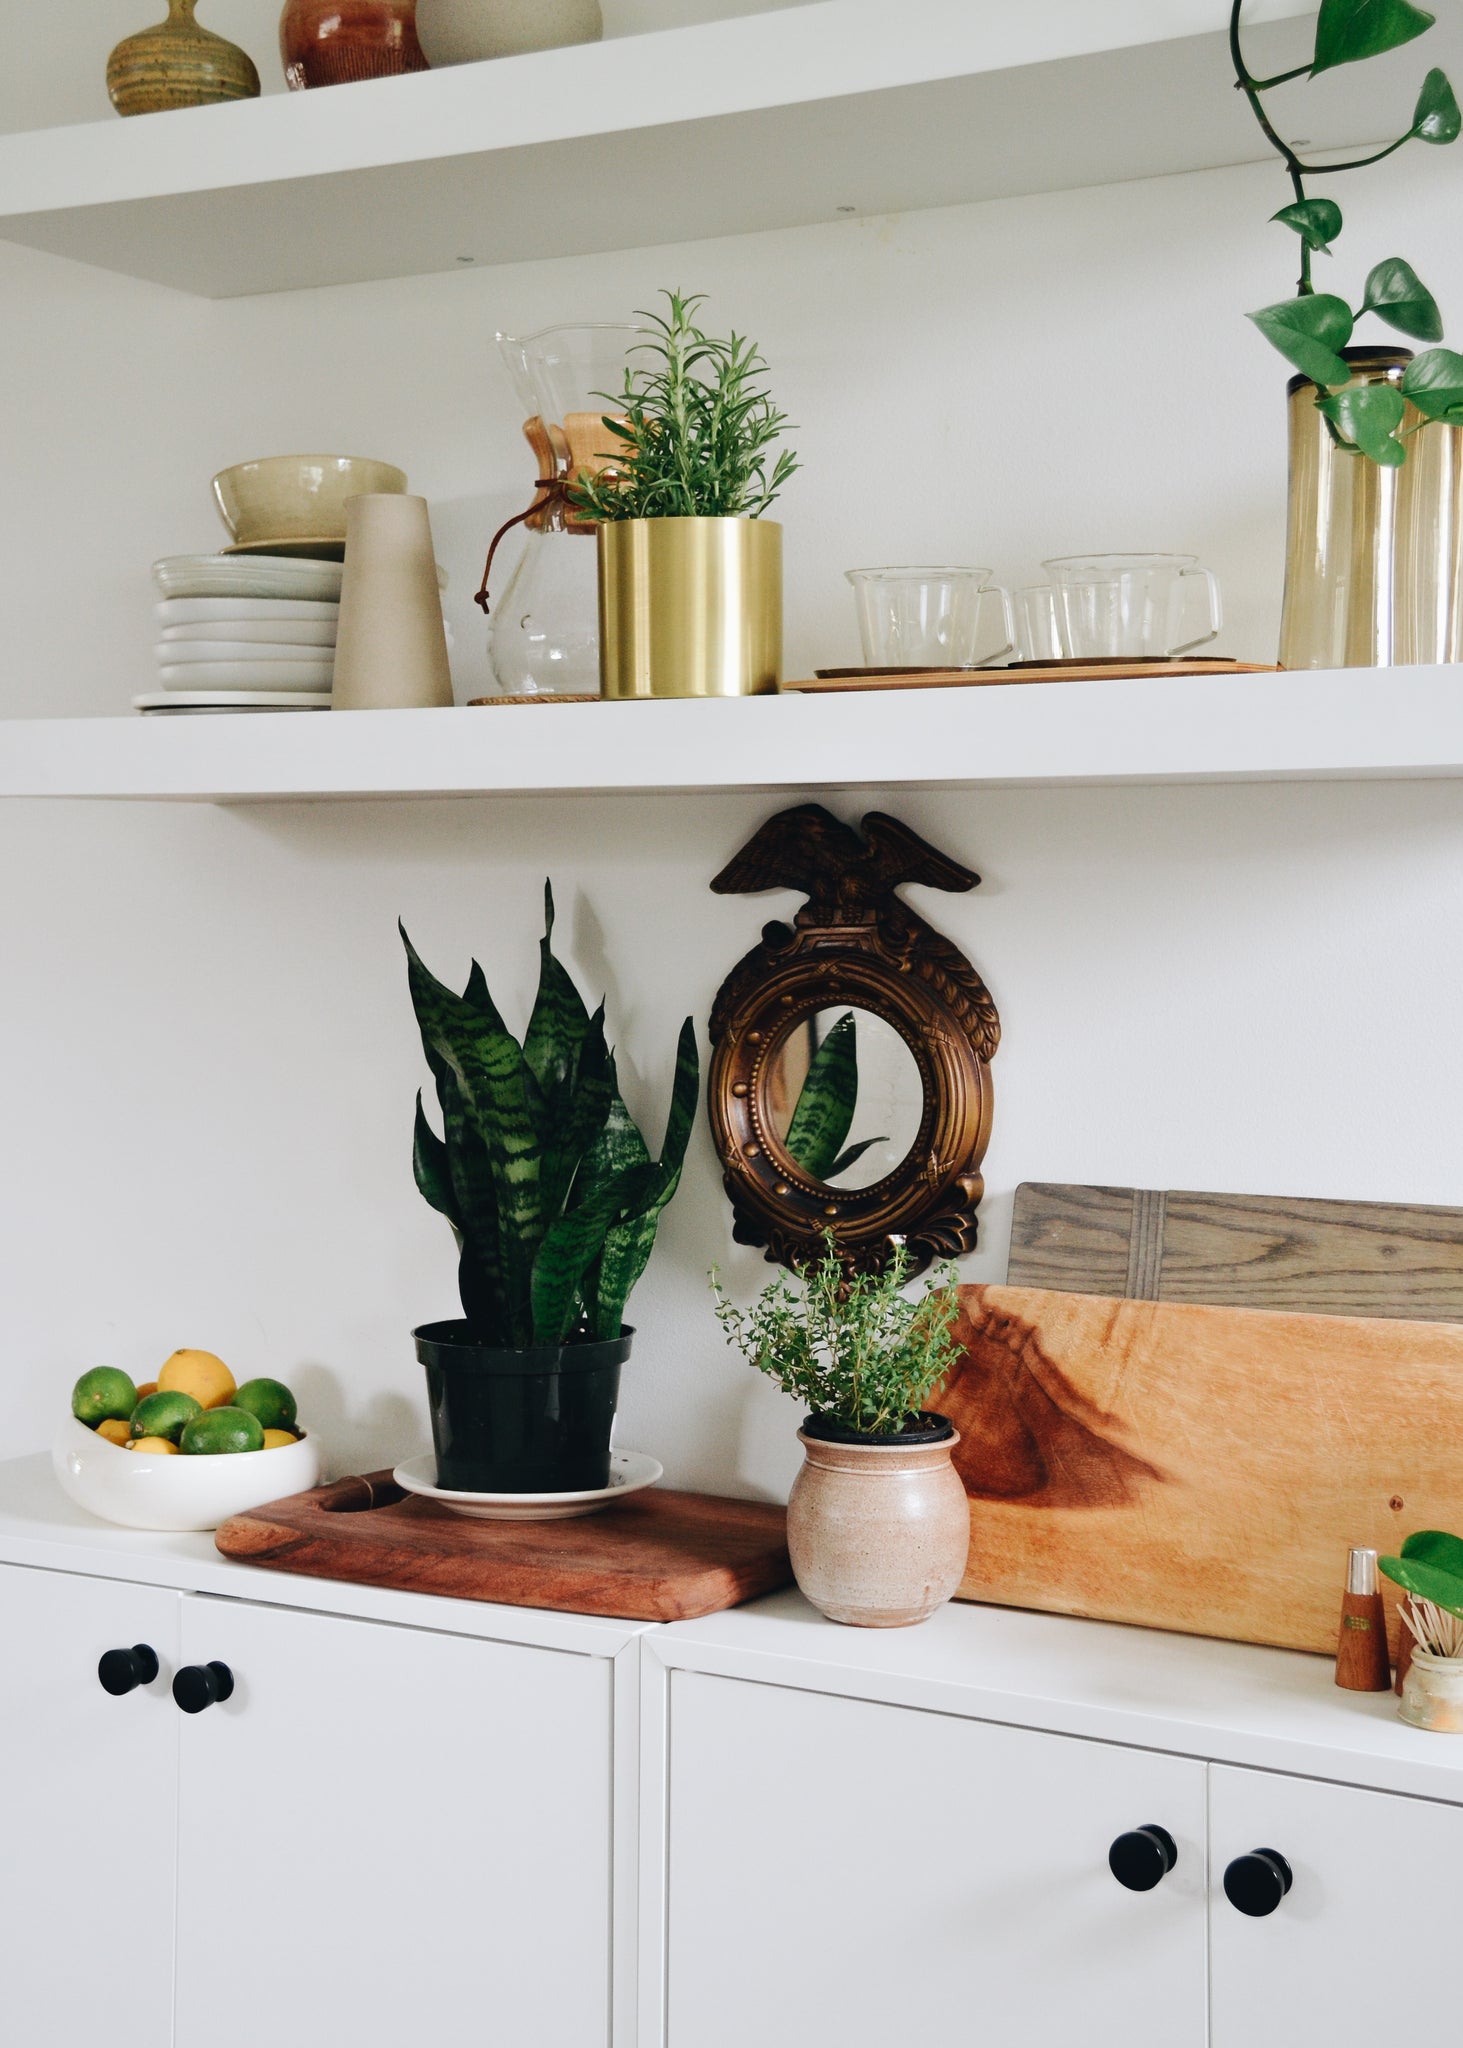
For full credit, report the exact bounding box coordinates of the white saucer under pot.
[392,1449,663,1521]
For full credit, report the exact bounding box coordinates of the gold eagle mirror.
[707,804,1000,1274]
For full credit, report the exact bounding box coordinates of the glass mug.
[846,566,1015,669]
[1019,553,1223,662]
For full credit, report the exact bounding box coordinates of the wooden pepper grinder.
[1335,1546,1392,1691]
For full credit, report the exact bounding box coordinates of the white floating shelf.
[3,668,1462,803]
[0,0,1406,297]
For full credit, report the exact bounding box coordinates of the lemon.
[180,1407,264,1456]
[95,1417,132,1446]
[234,1378,298,1433]
[130,1390,202,1444]
[129,1436,179,1455]
[158,1350,236,1412]
[260,1428,299,1450]
[72,1367,138,1428]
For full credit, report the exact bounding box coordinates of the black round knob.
[97,1644,160,1696]
[1108,1824,1178,1891]
[1223,1848,1294,1917]
[172,1661,235,1714]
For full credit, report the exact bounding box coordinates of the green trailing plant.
[711,1232,963,1436]
[569,289,799,521]
[1381,1529,1463,1654]
[403,885,699,1350]
[1234,0,1463,464]
[782,1012,887,1181]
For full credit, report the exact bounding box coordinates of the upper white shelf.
[3,667,1462,803]
[0,0,1400,297]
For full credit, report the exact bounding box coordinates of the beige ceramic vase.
[107,0,261,116]
[332,495,453,711]
[787,1422,970,1628]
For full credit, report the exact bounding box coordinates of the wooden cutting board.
[1007,1182,1463,1322]
[216,1472,791,1623]
[934,1285,1463,1654]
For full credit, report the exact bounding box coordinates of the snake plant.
[783,1012,887,1181]
[403,885,698,1349]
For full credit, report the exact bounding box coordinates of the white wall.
[3,112,1463,1488]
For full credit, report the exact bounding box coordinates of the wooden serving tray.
[217,1471,791,1622]
[1007,1181,1463,1322]
[936,1285,1463,1654]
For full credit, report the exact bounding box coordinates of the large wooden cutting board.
[935,1285,1463,1654]
[1007,1182,1463,1322]
[216,1473,791,1623]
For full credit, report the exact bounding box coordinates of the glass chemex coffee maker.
[478,323,640,697]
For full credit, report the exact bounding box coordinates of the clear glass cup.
[1040,553,1222,660]
[845,566,1015,669]
[1014,585,1065,663]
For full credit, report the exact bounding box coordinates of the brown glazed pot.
[787,1418,970,1628]
[107,0,260,115]
[280,0,428,89]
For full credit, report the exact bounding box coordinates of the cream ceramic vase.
[332,494,453,711]
[787,1422,970,1628]
[1399,1650,1463,1732]
[414,0,602,66]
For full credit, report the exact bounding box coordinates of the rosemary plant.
[711,1234,962,1437]
[570,289,799,521]
[1234,0,1463,463]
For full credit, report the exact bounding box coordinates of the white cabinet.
[664,1670,1208,2048]
[173,1593,613,2048]
[1210,1762,1463,2045]
[0,1552,625,2048]
[0,1563,181,2048]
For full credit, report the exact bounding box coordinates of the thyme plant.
[570,289,799,521]
[1235,0,1463,463]
[711,1234,962,1437]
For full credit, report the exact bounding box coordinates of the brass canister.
[597,516,782,698]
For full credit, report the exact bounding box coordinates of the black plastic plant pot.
[413,1322,632,1494]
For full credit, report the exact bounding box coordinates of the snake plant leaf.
[1361,257,1444,341]
[827,1135,890,1178]
[538,1005,614,1228]
[1248,294,1354,387]
[1402,346,1463,421]
[531,1160,663,1344]
[586,1020,701,1340]
[783,1012,860,1179]
[1412,65,1461,142]
[1318,380,1407,462]
[1312,0,1436,77]
[1271,198,1344,253]
[412,1090,458,1226]
[523,881,593,1102]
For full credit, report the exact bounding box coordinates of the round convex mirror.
[766,1007,925,1191]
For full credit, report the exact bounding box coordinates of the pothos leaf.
[1412,64,1460,142]
[1319,381,1407,464]
[1248,294,1354,387]
[1361,257,1444,341]
[1380,1552,1463,1616]
[1402,347,1463,421]
[1271,198,1343,253]
[1312,0,1436,78]
[1402,1529,1463,1576]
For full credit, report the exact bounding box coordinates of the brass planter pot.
[597,516,782,699]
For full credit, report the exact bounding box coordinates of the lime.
[72,1367,138,1428]
[130,1389,202,1444]
[158,1349,236,1411]
[180,1407,264,1456]
[233,1378,298,1432]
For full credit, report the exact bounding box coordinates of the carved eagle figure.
[710,804,979,912]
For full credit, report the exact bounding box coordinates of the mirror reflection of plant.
[569,289,799,521]
[403,883,699,1350]
[711,1230,962,1437]
[783,1012,888,1181]
[1233,0,1463,464]
[1381,1528,1463,1655]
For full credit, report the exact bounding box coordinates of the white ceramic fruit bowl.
[52,1414,320,1532]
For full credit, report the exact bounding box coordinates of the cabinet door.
[173,1595,614,2048]
[1210,1761,1463,2043]
[666,1671,1207,2048]
[0,1563,180,2048]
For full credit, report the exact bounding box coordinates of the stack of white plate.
[137,555,343,715]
